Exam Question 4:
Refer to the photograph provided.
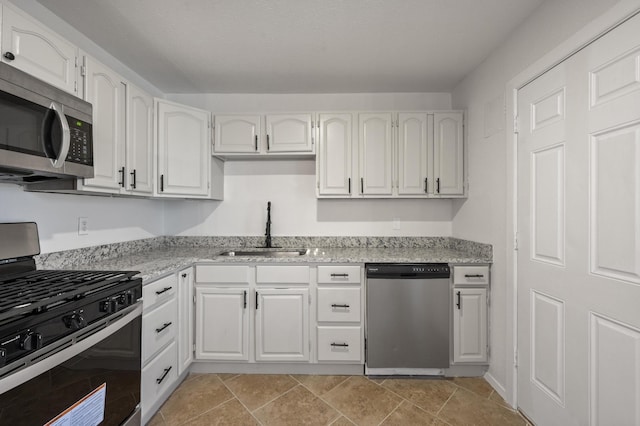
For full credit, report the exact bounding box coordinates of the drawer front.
[317,287,361,323]
[142,341,177,417]
[196,265,251,284]
[256,265,310,284]
[143,297,178,363]
[143,274,177,310]
[317,266,361,284]
[453,266,490,285]
[317,326,362,362]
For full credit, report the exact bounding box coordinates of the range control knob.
[20,332,43,351]
[0,347,6,367]
[100,298,118,314]
[63,311,87,330]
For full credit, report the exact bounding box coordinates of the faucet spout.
[264,201,272,248]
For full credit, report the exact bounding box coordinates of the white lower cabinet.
[195,287,249,361]
[255,288,310,362]
[142,341,178,420]
[451,265,489,365]
[317,326,362,362]
[177,267,194,374]
[141,270,192,424]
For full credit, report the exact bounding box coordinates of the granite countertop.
[39,244,490,284]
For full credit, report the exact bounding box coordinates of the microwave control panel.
[66,117,93,166]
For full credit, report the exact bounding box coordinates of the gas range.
[0,269,141,371]
[0,222,143,426]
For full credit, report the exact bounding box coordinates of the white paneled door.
[517,13,640,426]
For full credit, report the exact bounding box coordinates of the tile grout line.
[248,381,301,413]
[173,375,237,426]
[375,398,404,426]
[435,386,458,418]
[293,376,353,425]
[218,374,267,426]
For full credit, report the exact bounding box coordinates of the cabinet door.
[255,288,309,362]
[317,113,353,196]
[359,113,393,195]
[126,84,154,195]
[156,100,210,197]
[452,287,487,363]
[398,113,429,195]
[214,115,261,154]
[1,6,77,94]
[177,268,194,374]
[433,112,464,196]
[195,287,249,361]
[82,56,126,193]
[266,114,313,153]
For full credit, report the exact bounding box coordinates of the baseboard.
[483,372,514,409]
[190,361,365,375]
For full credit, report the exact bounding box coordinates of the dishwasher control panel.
[366,263,450,279]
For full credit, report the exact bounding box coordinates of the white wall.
[451,0,623,402]
[0,0,167,253]
[0,184,164,253]
[164,93,454,237]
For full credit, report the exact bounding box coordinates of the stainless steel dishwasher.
[365,263,451,375]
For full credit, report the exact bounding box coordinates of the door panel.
[517,13,640,425]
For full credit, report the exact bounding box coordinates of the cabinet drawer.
[143,297,177,363]
[317,288,361,323]
[317,266,361,284]
[143,274,177,310]
[453,266,489,285]
[256,265,309,284]
[142,341,177,418]
[196,265,251,284]
[317,326,362,362]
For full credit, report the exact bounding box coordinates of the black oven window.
[0,316,141,426]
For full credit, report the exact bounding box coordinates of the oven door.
[0,304,142,426]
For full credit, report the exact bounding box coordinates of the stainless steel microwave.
[0,62,93,184]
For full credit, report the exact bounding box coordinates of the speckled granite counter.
[37,236,492,284]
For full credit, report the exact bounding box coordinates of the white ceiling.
[37,0,544,93]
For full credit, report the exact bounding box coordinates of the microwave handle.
[48,102,71,168]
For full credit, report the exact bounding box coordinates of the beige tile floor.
[148,374,529,426]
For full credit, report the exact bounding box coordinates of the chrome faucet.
[264,201,272,248]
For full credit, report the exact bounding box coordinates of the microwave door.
[41,102,70,168]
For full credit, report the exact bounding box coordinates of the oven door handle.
[42,102,71,169]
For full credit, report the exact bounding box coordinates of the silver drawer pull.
[331,303,350,308]
[330,342,349,348]
[155,322,172,333]
[156,366,172,384]
[330,273,349,278]
[464,274,484,278]
[155,286,173,295]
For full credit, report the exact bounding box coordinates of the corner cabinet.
[155,99,223,199]
[451,265,489,364]
[1,4,79,95]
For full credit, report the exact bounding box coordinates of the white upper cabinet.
[397,113,429,196]
[433,112,464,196]
[80,56,126,193]
[266,114,314,153]
[214,115,261,154]
[126,84,155,195]
[155,99,211,198]
[1,5,78,95]
[358,113,393,196]
[317,113,354,197]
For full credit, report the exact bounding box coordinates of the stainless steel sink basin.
[219,249,308,257]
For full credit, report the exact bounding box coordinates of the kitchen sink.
[218,249,309,257]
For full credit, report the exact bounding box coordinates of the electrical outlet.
[78,217,89,235]
[392,218,401,230]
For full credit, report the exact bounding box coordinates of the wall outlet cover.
[78,217,89,235]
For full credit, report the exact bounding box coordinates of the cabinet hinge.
[514,348,518,368]
[193,343,196,353]
[80,65,87,77]
[193,294,197,304]
[513,115,519,134]
[514,231,519,251]
[74,81,77,93]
